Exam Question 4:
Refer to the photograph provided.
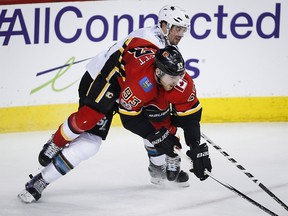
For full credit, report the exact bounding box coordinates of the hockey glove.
[146,127,181,157]
[186,143,212,181]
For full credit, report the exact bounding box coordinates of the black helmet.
[155,46,185,76]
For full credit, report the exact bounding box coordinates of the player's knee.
[53,133,102,174]
[76,132,102,159]
[70,106,105,133]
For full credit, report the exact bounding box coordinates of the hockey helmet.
[155,46,185,76]
[158,5,190,30]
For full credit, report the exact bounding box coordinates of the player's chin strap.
[173,146,279,216]
[157,24,171,46]
[164,35,171,46]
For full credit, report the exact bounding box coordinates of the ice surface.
[0,123,288,216]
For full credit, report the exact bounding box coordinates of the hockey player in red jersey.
[18,6,212,203]
[118,45,211,182]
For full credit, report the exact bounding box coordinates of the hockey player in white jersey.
[18,5,195,203]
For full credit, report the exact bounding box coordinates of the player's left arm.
[170,74,202,149]
[171,102,202,149]
[171,75,212,180]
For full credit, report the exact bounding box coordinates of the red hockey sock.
[52,106,105,148]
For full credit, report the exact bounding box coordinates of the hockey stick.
[173,146,279,216]
[201,132,288,212]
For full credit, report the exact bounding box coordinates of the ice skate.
[173,170,190,187]
[18,173,49,203]
[148,161,189,187]
[166,155,189,187]
[166,155,181,181]
[38,135,61,167]
[148,162,166,185]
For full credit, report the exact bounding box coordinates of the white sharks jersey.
[85,25,167,78]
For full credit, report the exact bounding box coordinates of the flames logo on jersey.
[162,51,169,57]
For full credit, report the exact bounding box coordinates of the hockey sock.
[53,106,105,147]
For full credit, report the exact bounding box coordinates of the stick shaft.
[174,147,278,216]
[201,133,288,211]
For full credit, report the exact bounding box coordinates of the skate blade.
[17,189,36,203]
[171,181,190,188]
[150,177,166,185]
[150,178,190,188]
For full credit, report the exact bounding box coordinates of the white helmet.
[158,5,190,30]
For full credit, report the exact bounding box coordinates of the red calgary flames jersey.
[118,38,201,131]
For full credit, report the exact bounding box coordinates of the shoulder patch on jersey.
[139,76,154,92]
[174,78,188,93]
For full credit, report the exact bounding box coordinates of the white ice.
[0,123,288,216]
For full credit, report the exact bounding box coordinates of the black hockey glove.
[146,127,181,157]
[186,143,212,181]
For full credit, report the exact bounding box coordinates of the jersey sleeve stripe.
[174,103,202,116]
[119,107,142,116]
